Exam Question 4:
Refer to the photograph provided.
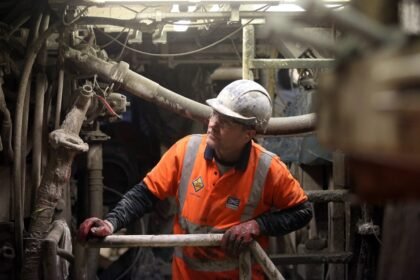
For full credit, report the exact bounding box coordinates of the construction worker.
[78,79,313,279]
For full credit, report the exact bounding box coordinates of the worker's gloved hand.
[221,220,261,256]
[77,217,114,242]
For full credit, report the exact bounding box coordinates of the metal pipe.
[21,83,31,211]
[87,234,224,248]
[242,24,254,80]
[76,0,298,5]
[55,69,64,129]
[239,250,252,280]
[86,144,104,279]
[306,190,350,203]
[249,242,286,280]
[32,11,50,212]
[210,67,242,81]
[251,58,335,69]
[265,113,316,135]
[270,252,353,264]
[32,74,47,208]
[13,23,58,273]
[64,48,316,135]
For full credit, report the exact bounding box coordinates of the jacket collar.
[204,140,252,171]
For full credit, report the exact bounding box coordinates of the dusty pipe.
[23,85,93,279]
[87,234,224,248]
[55,69,64,129]
[32,12,50,209]
[265,113,316,135]
[0,74,13,161]
[306,190,350,203]
[64,48,316,135]
[13,23,58,272]
[242,24,255,80]
[210,67,242,81]
[86,144,104,279]
[32,73,47,207]
[250,242,285,280]
[239,250,252,280]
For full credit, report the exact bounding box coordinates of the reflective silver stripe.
[178,135,202,218]
[240,151,274,222]
[179,216,224,234]
[174,247,239,272]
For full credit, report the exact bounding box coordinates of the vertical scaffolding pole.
[242,24,255,80]
[86,144,103,279]
[328,151,347,279]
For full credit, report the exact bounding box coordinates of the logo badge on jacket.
[226,196,240,210]
[192,176,204,192]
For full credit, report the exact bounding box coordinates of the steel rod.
[242,24,255,80]
[239,250,252,280]
[250,242,285,280]
[270,252,353,264]
[306,190,350,203]
[87,234,224,248]
[251,58,335,69]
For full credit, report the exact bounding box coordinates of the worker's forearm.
[256,201,313,236]
[105,181,159,232]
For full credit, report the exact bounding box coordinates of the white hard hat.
[206,80,272,131]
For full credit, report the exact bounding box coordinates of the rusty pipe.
[64,47,316,135]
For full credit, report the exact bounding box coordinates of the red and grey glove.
[77,217,114,242]
[221,219,261,256]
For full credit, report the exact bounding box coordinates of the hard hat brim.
[206,98,256,126]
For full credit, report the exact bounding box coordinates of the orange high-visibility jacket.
[144,134,307,279]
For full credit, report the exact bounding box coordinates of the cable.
[98,27,128,48]
[95,4,271,57]
[96,19,249,57]
[116,28,131,60]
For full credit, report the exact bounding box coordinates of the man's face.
[206,111,255,152]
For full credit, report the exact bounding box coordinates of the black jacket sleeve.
[255,201,313,236]
[105,181,160,232]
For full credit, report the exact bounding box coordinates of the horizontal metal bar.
[251,58,335,69]
[87,234,224,248]
[74,0,285,5]
[306,190,350,203]
[270,252,353,264]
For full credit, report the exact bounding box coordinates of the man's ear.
[245,129,256,141]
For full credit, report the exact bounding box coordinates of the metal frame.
[79,234,285,280]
